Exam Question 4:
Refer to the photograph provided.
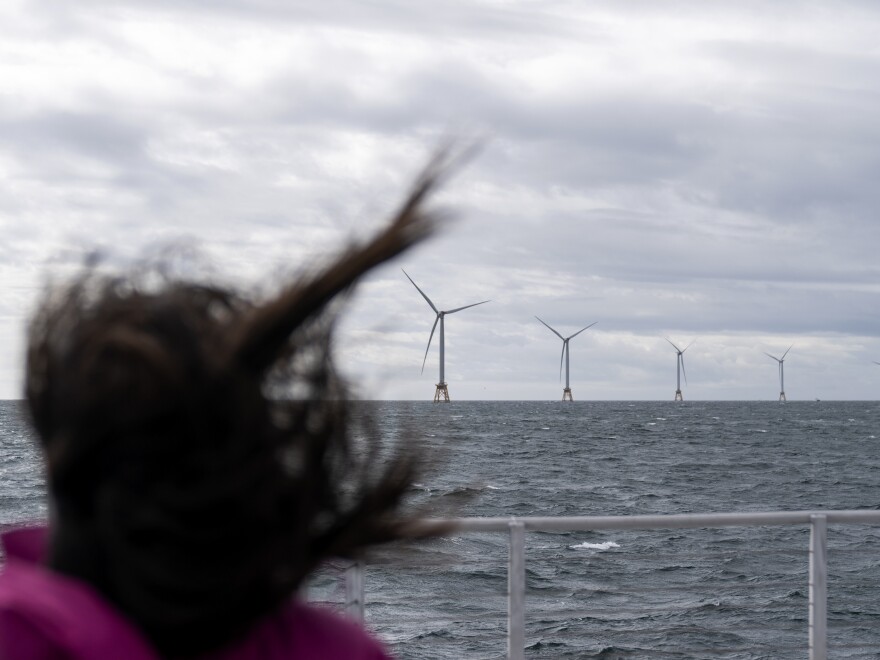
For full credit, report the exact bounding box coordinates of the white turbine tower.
[535,317,597,401]
[403,270,489,402]
[666,338,694,401]
[765,345,793,402]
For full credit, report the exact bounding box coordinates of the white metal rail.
[344,509,880,659]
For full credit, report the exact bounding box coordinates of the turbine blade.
[536,316,564,340]
[402,269,438,314]
[764,352,780,363]
[559,342,566,381]
[874,361,880,366]
[665,337,681,352]
[568,321,598,340]
[421,314,440,374]
[683,339,696,353]
[445,299,490,314]
[781,344,793,360]
[681,355,688,386]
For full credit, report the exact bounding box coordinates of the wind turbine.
[666,338,694,401]
[535,317,597,401]
[403,270,489,402]
[765,345,793,402]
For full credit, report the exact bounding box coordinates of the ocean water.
[2,400,879,658]
[0,401,46,526]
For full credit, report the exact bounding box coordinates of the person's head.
[23,153,457,656]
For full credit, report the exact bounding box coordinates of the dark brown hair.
[24,152,459,657]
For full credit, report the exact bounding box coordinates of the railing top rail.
[424,509,880,533]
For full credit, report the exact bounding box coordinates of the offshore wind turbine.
[535,317,597,401]
[765,345,793,402]
[403,270,489,402]
[666,338,694,401]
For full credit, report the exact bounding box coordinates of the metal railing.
[343,509,880,660]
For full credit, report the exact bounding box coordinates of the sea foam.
[569,541,620,551]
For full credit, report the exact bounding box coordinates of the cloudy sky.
[2,1,880,400]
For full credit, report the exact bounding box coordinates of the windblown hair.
[24,152,458,657]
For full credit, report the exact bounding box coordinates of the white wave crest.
[569,541,620,551]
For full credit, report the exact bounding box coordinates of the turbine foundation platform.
[674,389,683,401]
[562,388,573,402]
[434,383,450,403]
[779,390,786,402]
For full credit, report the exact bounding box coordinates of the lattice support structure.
[675,389,683,401]
[434,383,450,403]
[562,388,573,402]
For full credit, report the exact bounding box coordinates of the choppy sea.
[2,400,880,658]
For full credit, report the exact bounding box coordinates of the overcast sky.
[2,1,880,400]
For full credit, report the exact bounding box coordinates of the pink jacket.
[0,527,391,659]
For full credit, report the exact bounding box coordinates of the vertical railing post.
[809,514,827,660]
[345,559,366,622]
[508,520,526,660]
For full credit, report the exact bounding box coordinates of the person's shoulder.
[295,603,388,647]
[287,602,393,659]
[0,533,157,660]
[220,601,392,660]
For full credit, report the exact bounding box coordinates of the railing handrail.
[347,510,880,660]
[427,508,880,532]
